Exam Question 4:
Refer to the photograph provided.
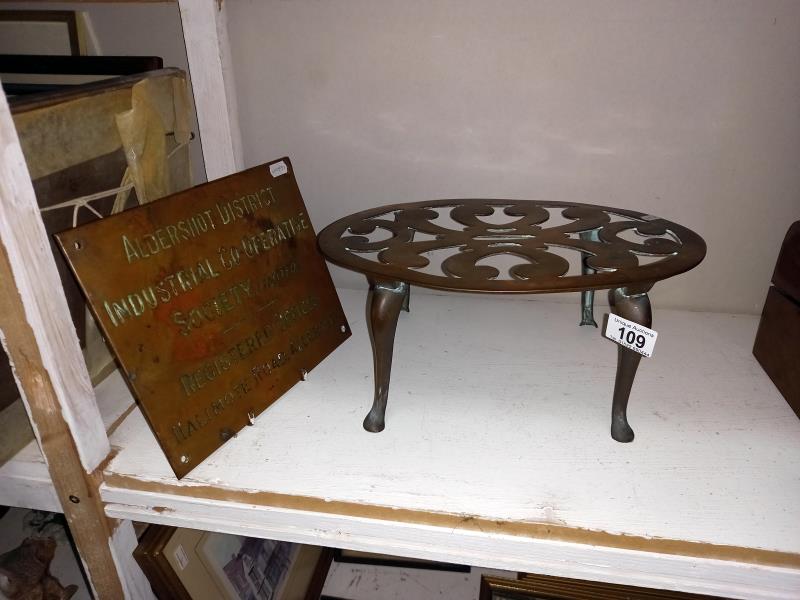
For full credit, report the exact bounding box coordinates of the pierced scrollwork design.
[318,200,706,293]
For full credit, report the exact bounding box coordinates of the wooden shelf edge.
[99,470,800,571]
[101,486,800,600]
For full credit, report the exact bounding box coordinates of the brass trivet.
[318,199,705,442]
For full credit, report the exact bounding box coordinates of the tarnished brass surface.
[57,159,350,478]
[317,200,706,293]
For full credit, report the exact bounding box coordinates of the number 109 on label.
[604,314,658,358]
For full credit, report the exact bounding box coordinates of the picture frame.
[332,548,469,573]
[0,10,80,56]
[134,525,333,600]
[479,573,726,600]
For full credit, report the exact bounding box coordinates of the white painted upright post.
[0,88,153,599]
[178,0,244,181]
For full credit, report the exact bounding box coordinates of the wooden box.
[753,222,800,418]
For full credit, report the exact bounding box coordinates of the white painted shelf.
[0,373,135,513]
[95,288,800,599]
[2,289,798,598]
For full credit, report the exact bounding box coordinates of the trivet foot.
[363,410,385,433]
[611,418,635,443]
[580,301,597,327]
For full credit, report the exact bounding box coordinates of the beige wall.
[227,0,800,314]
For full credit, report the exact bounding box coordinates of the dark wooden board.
[753,286,800,419]
[772,221,800,302]
[57,159,350,478]
[0,148,134,413]
[480,572,731,599]
[0,54,163,75]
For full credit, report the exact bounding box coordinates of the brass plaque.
[57,159,350,478]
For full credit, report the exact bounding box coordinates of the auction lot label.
[605,313,658,358]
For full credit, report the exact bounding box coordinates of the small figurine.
[0,537,78,600]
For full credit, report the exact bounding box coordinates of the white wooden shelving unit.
[0,2,798,598]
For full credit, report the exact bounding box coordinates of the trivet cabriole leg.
[363,279,408,432]
[608,286,653,443]
[579,229,601,327]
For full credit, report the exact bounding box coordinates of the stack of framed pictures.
[134,526,332,600]
[138,531,728,599]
